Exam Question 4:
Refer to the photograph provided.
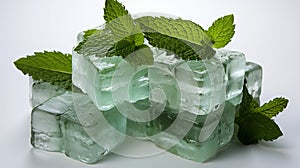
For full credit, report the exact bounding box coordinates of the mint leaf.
[236,84,259,118]
[124,45,154,65]
[254,97,289,118]
[107,14,144,46]
[74,29,100,52]
[104,0,144,47]
[235,82,288,145]
[14,51,72,90]
[237,113,283,145]
[206,14,235,48]
[76,29,115,57]
[135,16,214,59]
[77,0,152,65]
[104,0,128,22]
[136,16,210,46]
[145,32,215,60]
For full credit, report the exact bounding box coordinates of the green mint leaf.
[144,32,215,60]
[104,0,144,47]
[76,29,115,57]
[135,16,207,44]
[124,45,154,65]
[79,0,152,66]
[237,113,283,145]
[74,29,100,52]
[206,14,235,48]
[236,84,259,118]
[14,51,72,90]
[107,14,144,46]
[254,97,289,118]
[106,35,136,57]
[104,0,128,22]
[135,16,214,59]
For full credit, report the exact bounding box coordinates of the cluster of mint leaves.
[236,82,288,145]
[14,0,288,145]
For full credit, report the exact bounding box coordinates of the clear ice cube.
[245,62,262,103]
[153,101,235,162]
[30,78,66,107]
[150,49,226,115]
[214,49,246,106]
[31,89,126,164]
[31,108,64,152]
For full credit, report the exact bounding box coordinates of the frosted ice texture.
[245,62,262,103]
[215,49,246,106]
[29,78,66,107]
[31,90,126,164]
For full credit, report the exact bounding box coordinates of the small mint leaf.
[254,97,289,118]
[14,51,72,90]
[104,0,128,22]
[74,29,100,52]
[206,14,235,48]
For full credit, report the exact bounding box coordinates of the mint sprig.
[76,0,153,65]
[235,83,289,145]
[14,51,72,90]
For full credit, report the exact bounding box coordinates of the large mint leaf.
[237,113,283,145]
[14,51,72,90]
[124,45,154,65]
[135,16,214,59]
[76,29,115,57]
[135,16,210,45]
[145,32,215,60]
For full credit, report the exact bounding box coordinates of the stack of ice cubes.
[30,29,263,163]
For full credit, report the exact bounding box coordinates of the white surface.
[1,0,300,167]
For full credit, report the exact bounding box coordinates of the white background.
[1,0,300,167]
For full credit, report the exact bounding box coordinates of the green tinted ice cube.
[245,62,262,103]
[215,49,246,106]
[30,78,66,107]
[31,89,126,164]
[153,102,235,162]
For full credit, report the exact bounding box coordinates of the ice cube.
[214,49,246,106]
[72,51,123,111]
[245,62,262,103]
[73,51,150,111]
[31,108,64,152]
[31,89,126,164]
[125,97,166,139]
[153,101,235,162]
[30,78,66,107]
[174,59,226,115]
